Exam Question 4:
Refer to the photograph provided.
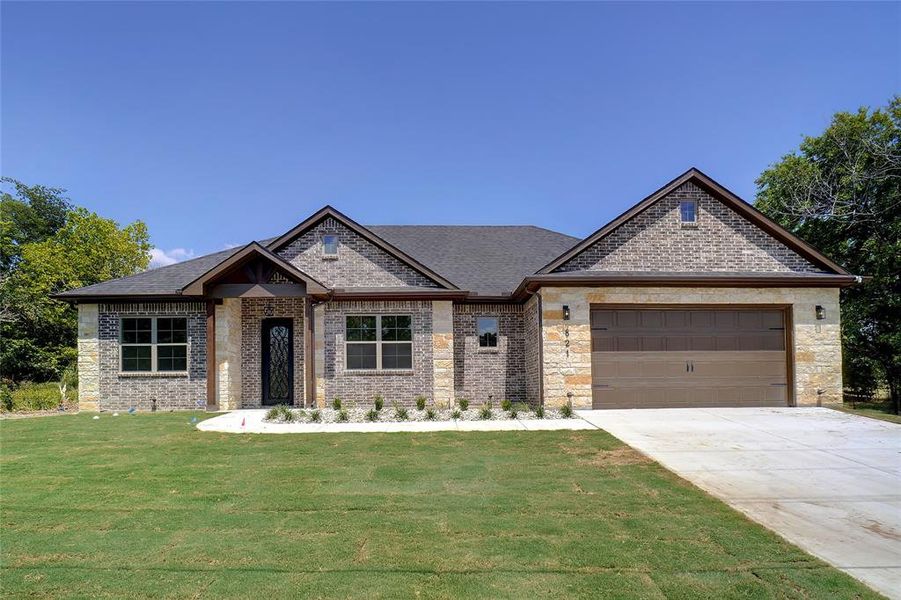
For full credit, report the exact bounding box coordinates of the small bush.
[309,410,321,423]
[458,398,470,411]
[332,397,342,410]
[265,404,295,423]
[337,409,349,422]
[425,408,437,420]
[535,405,545,419]
[560,402,573,418]
[365,409,379,422]
[415,395,427,411]
[0,385,13,412]
[452,409,462,420]
[509,407,518,419]
[479,404,492,420]
[395,406,409,421]
[9,382,61,411]
[501,399,512,412]
[373,395,384,411]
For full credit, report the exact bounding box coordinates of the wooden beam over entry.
[209,283,307,299]
[206,300,216,409]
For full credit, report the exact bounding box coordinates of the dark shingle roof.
[57,227,579,299]
[369,226,578,296]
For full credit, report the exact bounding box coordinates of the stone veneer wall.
[539,286,842,409]
[432,301,454,409]
[215,298,242,410]
[452,304,526,405]
[321,300,433,408]
[240,298,305,407]
[275,217,440,288]
[523,295,542,406]
[96,302,207,411]
[556,182,825,274]
[77,304,100,411]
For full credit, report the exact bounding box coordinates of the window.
[477,317,498,348]
[322,234,339,256]
[120,317,188,372]
[346,315,412,370]
[680,200,697,224]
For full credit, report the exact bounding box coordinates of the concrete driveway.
[577,407,901,599]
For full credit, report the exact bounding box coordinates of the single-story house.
[57,168,857,412]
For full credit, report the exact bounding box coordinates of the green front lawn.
[1,413,879,599]
[835,400,901,425]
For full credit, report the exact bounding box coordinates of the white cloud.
[149,247,195,268]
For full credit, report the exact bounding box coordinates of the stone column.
[313,303,326,408]
[540,289,592,409]
[432,300,454,408]
[77,304,100,412]
[215,298,242,410]
[792,288,843,406]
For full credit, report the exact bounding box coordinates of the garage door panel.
[591,308,789,409]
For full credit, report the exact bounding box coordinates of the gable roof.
[369,225,578,297]
[267,206,460,290]
[537,168,850,276]
[180,241,329,296]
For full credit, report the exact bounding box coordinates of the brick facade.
[321,300,434,408]
[556,182,825,274]
[276,217,441,288]
[240,298,305,407]
[96,302,207,411]
[452,304,527,405]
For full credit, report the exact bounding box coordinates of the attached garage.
[590,307,791,409]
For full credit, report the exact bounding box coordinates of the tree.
[755,97,901,413]
[1,181,151,383]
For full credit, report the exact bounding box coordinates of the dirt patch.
[354,537,369,563]
[864,520,901,541]
[581,447,652,467]
[0,408,77,420]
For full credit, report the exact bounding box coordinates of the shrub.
[309,410,321,423]
[0,384,13,412]
[501,399,512,412]
[458,398,470,411]
[365,409,379,422]
[395,406,409,421]
[9,382,62,411]
[509,407,518,419]
[265,404,295,423]
[337,409,349,422]
[452,409,462,420]
[415,395,427,411]
[560,402,573,418]
[479,404,492,420]
[373,395,384,411]
[332,397,342,410]
[425,407,436,420]
[534,405,545,419]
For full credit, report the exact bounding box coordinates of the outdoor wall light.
[815,305,825,320]
[562,305,570,320]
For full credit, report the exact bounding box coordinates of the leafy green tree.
[756,97,901,413]
[0,178,71,274]
[1,181,151,382]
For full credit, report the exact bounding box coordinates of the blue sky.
[2,2,898,266]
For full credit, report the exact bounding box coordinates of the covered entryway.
[590,307,790,409]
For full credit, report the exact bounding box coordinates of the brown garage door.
[591,308,789,409]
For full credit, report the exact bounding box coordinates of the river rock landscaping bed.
[264,403,572,424]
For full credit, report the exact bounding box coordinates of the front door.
[262,318,293,406]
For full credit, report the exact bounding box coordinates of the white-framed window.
[345,315,412,370]
[120,317,188,373]
[680,200,697,224]
[322,234,339,257]
[477,316,498,348]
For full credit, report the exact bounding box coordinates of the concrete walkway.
[578,407,901,599]
[197,409,598,434]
